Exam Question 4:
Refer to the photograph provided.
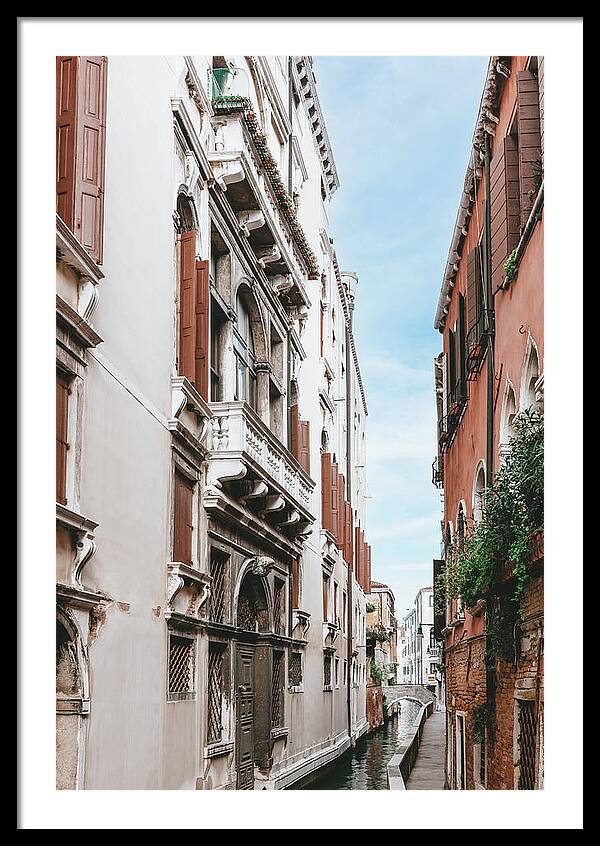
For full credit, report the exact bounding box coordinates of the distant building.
[366,581,398,684]
[401,587,439,694]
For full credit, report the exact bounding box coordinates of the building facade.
[400,587,439,694]
[366,581,398,684]
[432,56,544,790]
[56,54,372,790]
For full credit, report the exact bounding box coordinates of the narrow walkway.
[405,709,446,790]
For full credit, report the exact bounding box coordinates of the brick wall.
[444,566,543,790]
[366,682,384,732]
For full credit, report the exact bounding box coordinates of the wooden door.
[235,644,255,790]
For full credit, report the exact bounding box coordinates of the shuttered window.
[458,293,467,402]
[516,70,542,229]
[298,420,310,475]
[178,230,197,384]
[322,573,330,621]
[336,472,345,551]
[448,330,457,407]
[321,452,333,533]
[490,135,520,291]
[173,471,194,566]
[291,557,300,608]
[194,260,210,401]
[290,403,299,459]
[466,245,484,345]
[344,502,353,566]
[56,56,107,264]
[330,461,340,544]
[56,371,70,505]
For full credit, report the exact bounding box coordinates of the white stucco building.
[55,55,371,790]
[400,586,440,693]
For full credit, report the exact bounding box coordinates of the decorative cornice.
[293,57,340,196]
[171,96,212,183]
[434,57,508,331]
[56,295,103,350]
[331,251,368,417]
[56,214,104,286]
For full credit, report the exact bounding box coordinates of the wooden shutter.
[321,452,332,533]
[195,259,210,400]
[355,527,362,583]
[517,70,542,228]
[178,230,197,383]
[344,502,353,566]
[336,473,345,551]
[458,293,467,400]
[291,557,300,609]
[299,420,310,475]
[73,57,107,264]
[466,246,483,340]
[366,544,372,593]
[448,330,457,406]
[330,462,340,544]
[490,135,520,291]
[56,372,70,505]
[290,404,299,460]
[173,472,194,566]
[56,57,78,228]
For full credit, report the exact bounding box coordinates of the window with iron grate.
[209,549,228,623]
[517,700,537,789]
[168,633,195,701]
[289,651,302,688]
[271,650,285,727]
[323,652,332,688]
[207,643,224,744]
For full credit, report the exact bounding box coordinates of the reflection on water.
[300,699,423,790]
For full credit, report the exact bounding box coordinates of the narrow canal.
[299,699,422,790]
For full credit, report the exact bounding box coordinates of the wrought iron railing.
[466,315,488,379]
[432,454,444,488]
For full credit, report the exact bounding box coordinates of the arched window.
[237,573,269,632]
[500,382,518,457]
[520,338,542,412]
[234,292,257,410]
[473,463,486,525]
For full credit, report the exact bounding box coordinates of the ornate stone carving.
[243,556,275,577]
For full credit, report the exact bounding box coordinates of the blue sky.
[315,56,488,619]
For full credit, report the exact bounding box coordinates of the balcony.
[466,315,488,379]
[431,454,444,488]
[206,401,315,545]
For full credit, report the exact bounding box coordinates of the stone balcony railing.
[208,115,310,304]
[206,401,315,538]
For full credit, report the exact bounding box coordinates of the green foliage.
[440,409,543,667]
[503,249,519,283]
[366,624,390,643]
[366,602,377,614]
[369,662,385,684]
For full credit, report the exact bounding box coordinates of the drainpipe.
[345,299,354,742]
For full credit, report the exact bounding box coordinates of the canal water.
[299,699,423,790]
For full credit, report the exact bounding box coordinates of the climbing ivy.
[436,408,543,666]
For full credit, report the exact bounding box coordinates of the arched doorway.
[234,571,270,789]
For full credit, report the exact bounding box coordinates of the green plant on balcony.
[366,602,376,614]
[369,661,385,684]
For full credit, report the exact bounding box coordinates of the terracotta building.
[56,55,372,789]
[432,56,544,790]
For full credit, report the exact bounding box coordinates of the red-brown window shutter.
[56,372,70,505]
[344,502,353,566]
[173,471,194,566]
[195,259,210,400]
[490,135,520,291]
[458,293,467,399]
[178,230,197,383]
[321,452,332,533]
[330,462,340,544]
[355,526,361,582]
[73,57,107,264]
[466,246,483,341]
[290,404,299,461]
[366,544,372,593]
[56,57,78,228]
[336,473,345,551]
[291,557,300,609]
[299,420,310,475]
[517,70,542,228]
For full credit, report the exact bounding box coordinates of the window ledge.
[323,684,333,692]
[270,727,288,741]
[205,741,234,759]
[56,214,104,285]
[288,684,304,694]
